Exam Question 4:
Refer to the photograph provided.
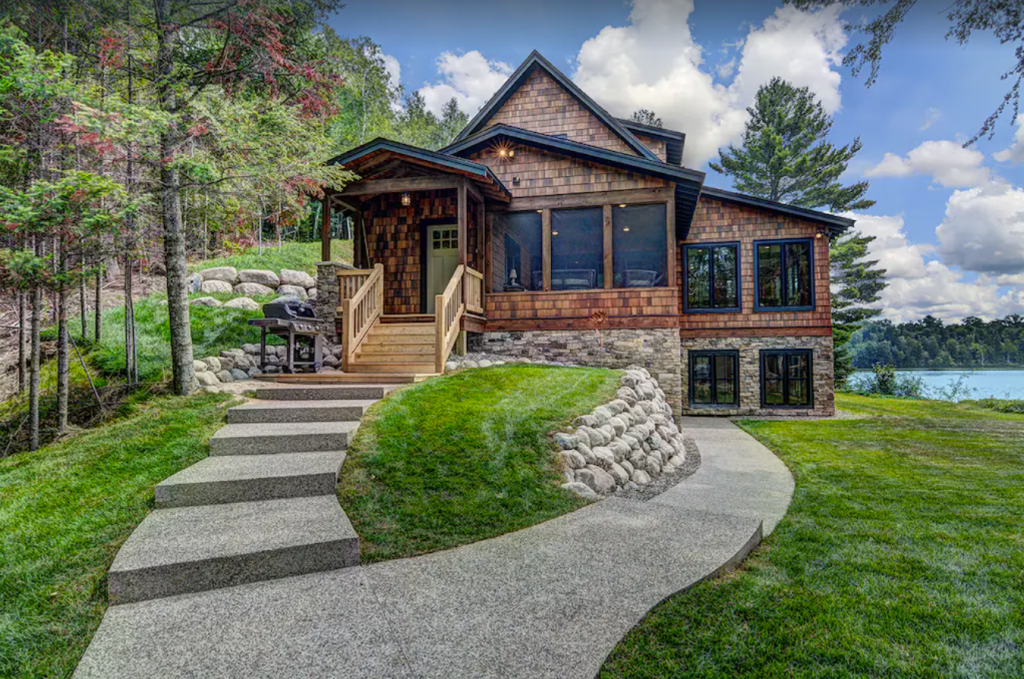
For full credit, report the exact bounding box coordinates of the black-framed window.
[761,349,813,407]
[755,239,813,310]
[551,207,604,290]
[689,350,739,407]
[492,211,542,291]
[684,243,739,311]
[612,204,668,288]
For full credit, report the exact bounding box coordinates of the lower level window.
[761,350,812,407]
[689,351,738,406]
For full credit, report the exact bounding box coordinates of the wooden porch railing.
[337,268,375,303]
[340,263,384,371]
[465,266,484,315]
[435,265,465,373]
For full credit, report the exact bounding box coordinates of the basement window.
[689,350,739,407]
[760,349,813,407]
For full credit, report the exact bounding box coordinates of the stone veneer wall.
[679,335,835,416]
[469,329,683,419]
[315,261,348,340]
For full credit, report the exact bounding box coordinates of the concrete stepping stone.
[253,385,394,401]
[108,495,359,605]
[155,451,346,508]
[226,399,377,424]
[209,421,359,456]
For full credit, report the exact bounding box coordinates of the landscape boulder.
[189,297,222,307]
[200,279,233,294]
[186,273,202,293]
[234,282,275,297]
[224,297,260,311]
[229,368,248,381]
[276,284,307,299]
[200,266,237,283]
[575,465,616,494]
[237,269,280,287]
[193,360,209,373]
[561,482,598,500]
[280,269,315,289]
[215,370,234,383]
[195,371,219,387]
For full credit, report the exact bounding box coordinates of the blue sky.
[328,0,1024,322]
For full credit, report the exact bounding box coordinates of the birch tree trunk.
[156,0,195,395]
[29,283,42,451]
[17,291,26,393]
[56,238,69,433]
[93,268,101,343]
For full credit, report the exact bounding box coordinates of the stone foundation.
[315,261,350,340]
[679,334,835,416]
[469,329,683,419]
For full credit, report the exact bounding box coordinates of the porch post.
[457,180,468,266]
[320,194,331,262]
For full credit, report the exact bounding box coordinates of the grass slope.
[340,364,620,562]
[601,394,1024,678]
[188,239,351,275]
[0,393,232,679]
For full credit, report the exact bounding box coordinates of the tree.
[630,109,662,127]
[831,231,887,384]
[793,0,1024,143]
[710,77,873,211]
[438,98,469,147]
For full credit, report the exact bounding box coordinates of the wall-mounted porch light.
[400,192,411,207]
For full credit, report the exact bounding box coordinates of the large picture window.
[756,239,813,310]
[612,204,668,288]
[684,243,739,311]
[551,207,604,290]
[492,211,542,291]
[761,349,813,407]
[689,351,739,407]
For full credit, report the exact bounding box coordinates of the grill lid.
[262,298,317,320]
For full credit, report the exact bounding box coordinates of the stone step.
[209,421,359,456]
[107,496,359,604]
[253,384,392,401]
[347,361,436,374]
[226,400,377,424]
[155,451,346,508]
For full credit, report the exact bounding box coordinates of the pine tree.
[710,77,873,212]
[830,232,887,385]
[438,98,469,147]
[629,109,662,128]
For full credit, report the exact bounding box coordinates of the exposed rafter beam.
[339,176,461,196]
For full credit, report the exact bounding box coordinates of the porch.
[312,140,510,378]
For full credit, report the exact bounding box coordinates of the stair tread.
[157,451,345,487]
[212,421,359,440]
[110,496,356,574]
[252,384,394,400]
[230,399,378,412]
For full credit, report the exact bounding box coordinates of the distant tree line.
[848,315,1024,369]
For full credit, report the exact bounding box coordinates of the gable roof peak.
[452,50,658,162]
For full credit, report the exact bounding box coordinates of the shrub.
[845,363,926,398]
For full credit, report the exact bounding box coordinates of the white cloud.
[919,107,941,131]
[935,181,1024,275]
[841,211,1024,322]
[993,113,1024,164]
[417,51,512,116]
[382,54,401,89]
[572,0,849,166]
[865,140,989,188]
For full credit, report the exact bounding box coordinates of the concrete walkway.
[75,417,794,679]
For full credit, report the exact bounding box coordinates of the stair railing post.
[342,298,354,372]
[435,294,446,373]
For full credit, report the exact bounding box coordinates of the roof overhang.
[618,119,685,167]
[451,50,660,163]
[443,124,705,234]
[326,138,512,203]
[698,186,855,236]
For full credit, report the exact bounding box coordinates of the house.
[311,51,852,417]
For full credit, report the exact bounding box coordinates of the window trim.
[759,349,814,409]
[753,238,815,312]
[682,241,742,313]
[688,349,740,408]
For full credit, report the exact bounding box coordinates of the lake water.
[851,369,1024,401]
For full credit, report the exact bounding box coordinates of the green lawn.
[0,393,233,679]
[188,238,351,275]
[601,394,1024,678]
[339,364,620,562]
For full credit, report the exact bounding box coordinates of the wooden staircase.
[349,320,437,374]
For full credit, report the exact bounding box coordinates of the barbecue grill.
[248,299,324,373]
